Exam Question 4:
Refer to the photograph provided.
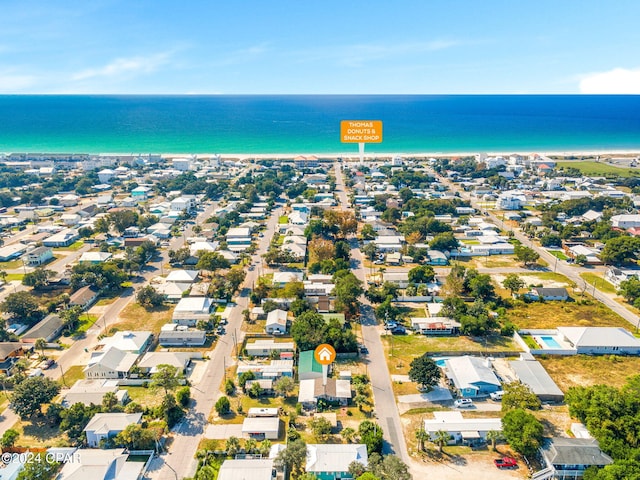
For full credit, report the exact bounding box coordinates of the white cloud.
[579,67,640,94]
[0,71,36,92]
[72,51,172,81]
[338,39,460,67]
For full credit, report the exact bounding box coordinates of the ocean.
[1,95,640,154]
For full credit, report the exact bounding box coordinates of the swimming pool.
[432,357,451,367]
[540,336,561,349]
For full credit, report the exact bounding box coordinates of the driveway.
[204,423,244,440]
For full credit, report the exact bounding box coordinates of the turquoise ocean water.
[0,95,639,154]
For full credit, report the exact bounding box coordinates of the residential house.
[217,459,275,480]
[0,244,27,262]
[78,251,113,264]
[61,213,81,226]
[241,416,281,440]
[172,297,212,326]
[410,317,460,336]
[298,377,352,408]
[237,360,294,380]
[566,244,601,264]
[0,343,32,375]
[42,228,79,247]
[557,326,640,355]
[265,309,288,335]
[137,351,193,374]
[423,411,502,446]
[158,324,206,346]
[605,266,640,288]
[22,314,65,343]
[272,271,304,287]
[298,350,323,381]
[154,281,190,302]
[444,356,501,398]
[226,227,252,252]
[536,438,613,479]
[245,340,295,357]
[69,285,100,309]
[610,214,640,229]
[23,246,53,266]
[97,331,152,355]
[84,347,139,379]
[524,287,570,302]
[305,444,368,480]
[165,269,199,284]
[427,250,449,266]
[61,379,129,407]
[508,358,564,402]
[56,448,146,480]
[83,412,143,447]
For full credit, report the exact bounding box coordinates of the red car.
[494,457,517,468]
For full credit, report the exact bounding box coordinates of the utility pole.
[59,363,67,387]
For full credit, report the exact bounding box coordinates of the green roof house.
[298,350,323,381]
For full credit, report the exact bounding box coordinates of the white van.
[28,368,43,377]
[490,390,505,401]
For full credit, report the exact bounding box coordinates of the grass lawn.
[0,259,26,269]
[520,272,576,287]
[5,273,24,282]
[94,297,118,307]
[539,355,640,392]
[113,303,174,334]
[278,215,289,224]
[60,365,85,388]
[555,160,639,178]
[12,417,68,448]
[508,299,629,330]
[75,314,98,334]
[579,272,616,294]
[548,250,569,261]
[60,240,85,251]
[381,334,521,375]
[125,386,165,408]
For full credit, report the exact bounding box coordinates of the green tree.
[332,271,364,317]
[60,402,101,442]
[501,381,542,411]
[34,337,47,358]
[369,454,411,480]
[407,265,435,284]
[108,209,139,234]
[514,245,540,266]
[468,273,495,300]
[22,268,55,289]
[1,291,42,323]
[196,251,231,271]
[429,232,459,252]
[341,426,356,443]
[433,430,451,452]
[502,408,544,456]
[176,386,191,407]
[360,224,377,240]
[151,364,181,396]
[502,273,526,296]
[215,396,231,415]
[618,277,640,306]
[486,430,503,451]
[11,376,60,419]
[310,416,332,441]
[136,285,164,308]
[275,439,307,478]
[416,427,429,452]
[408,354,442,390]
[600,236,640,266]
[359,421,384,455]
[0,428,19,448]
[239,371,256,391]
[274,376,295,398]
[224,378,236,396]
[102,391,118,411]
[249,382,262,398]
[115,424,157,450]
[16,457,59,480]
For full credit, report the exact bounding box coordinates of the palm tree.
[259,439,272,456]
[34,338,47,358]
[341,427,356,443]
[416,428,430,452]
[0,269,7,283]
[433,430,451,453]
[486,430,503,451]
[226,436,240,457]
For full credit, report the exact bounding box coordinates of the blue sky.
[1,0,640,94]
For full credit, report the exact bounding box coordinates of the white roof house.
[424,411,502,443]
[172,297,212,326]
[79,251,113,263]
[272,271,304,286]
[265,309,288,335]
[217,459,275,480]
[97,331,152,354]
[241,416,281,440]
[305,444,368,477]
[137,351,193,373]
[444,356,501,398]
[84,348,139,380]
[165,269,199,283]
[56,448,145,480]
[83,413,143,447]
[557,327,640,355]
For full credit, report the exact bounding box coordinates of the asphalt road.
[146,205,282,480]
[334,163,411,464]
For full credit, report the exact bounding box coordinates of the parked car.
[391,326,406,335]
[494,457,517,469]
[490,390,504,401]
[453,398,474,408]
[40,359,55,370]
[359,344,369,354]
[384,322,398,330]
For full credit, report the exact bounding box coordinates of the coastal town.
[0,151,639,480]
